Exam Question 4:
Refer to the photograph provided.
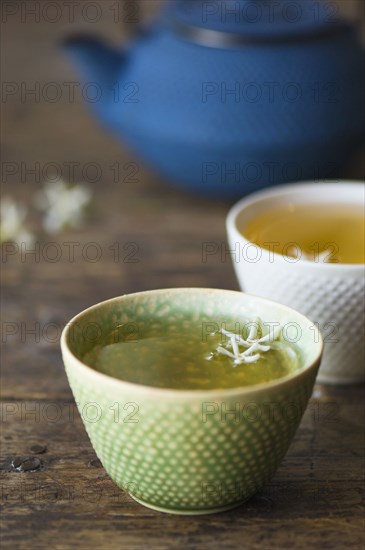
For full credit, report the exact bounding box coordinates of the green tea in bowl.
[61,288,323,515]
[83,316,301,390]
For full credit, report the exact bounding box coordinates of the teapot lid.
[166,0,346,43]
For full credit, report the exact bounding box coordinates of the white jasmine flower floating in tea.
[286,244,333,263]
[207,318,283,367]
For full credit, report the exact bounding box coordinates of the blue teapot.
[64,0,364,198]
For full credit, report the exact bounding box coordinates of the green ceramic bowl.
[61,288,323,515]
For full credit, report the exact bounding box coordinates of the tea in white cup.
[226,181,365,385]
[243,202,364,265]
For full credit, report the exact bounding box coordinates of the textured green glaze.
[61,288,322,514]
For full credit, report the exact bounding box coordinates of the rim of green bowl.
[60,288,324,400]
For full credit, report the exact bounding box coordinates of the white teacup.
[226,181,365,385]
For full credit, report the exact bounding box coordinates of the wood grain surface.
[1,2,364,549]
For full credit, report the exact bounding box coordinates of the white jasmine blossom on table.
[34,179,92,234]
[0,196,35,245]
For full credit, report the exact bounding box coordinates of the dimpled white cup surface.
[227,182,365,385]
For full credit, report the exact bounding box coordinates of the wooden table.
[1,2,364,548]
